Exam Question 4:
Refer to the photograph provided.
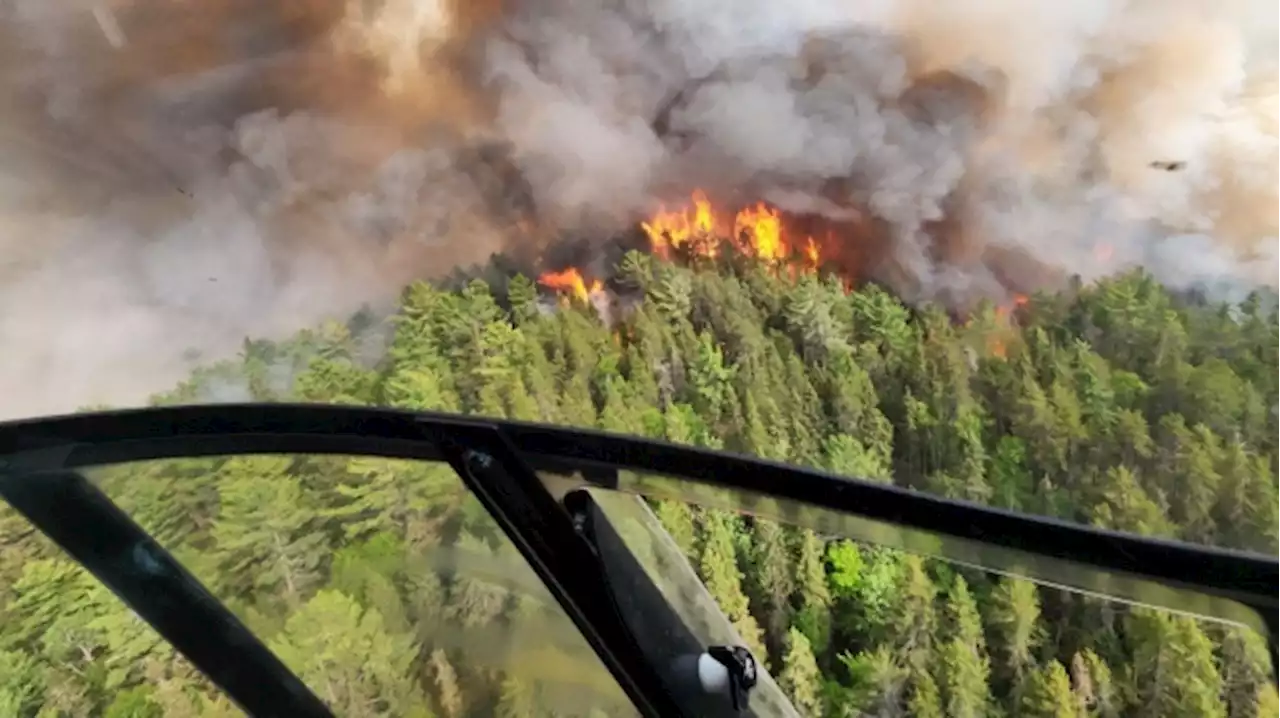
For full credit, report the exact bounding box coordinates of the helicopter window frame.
[0,402,1275,715]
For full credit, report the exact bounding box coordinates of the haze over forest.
[0,0,1277,418]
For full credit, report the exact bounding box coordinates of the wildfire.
[537,267,601,303]
[640,190,716,259]
[988,293,1028,359]
[994,293,1029,319]
[641,191,821,268]
[539,190,827,303]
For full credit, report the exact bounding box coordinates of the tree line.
[0,249,1276,717]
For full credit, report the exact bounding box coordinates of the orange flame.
[641,191,821,268]
[641,190,716,259]
[986,293,1027,359]
[804,237,820,268]
[734,203,784,260]
[538,267,601,303]
[995,293,1029,320]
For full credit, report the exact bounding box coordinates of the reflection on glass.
[2,454,638,717]
[602,470,1273,639]
[0,500,247,717]
[585,488,802,718]
[570,474,1278,718]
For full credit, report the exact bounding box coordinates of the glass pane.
[577,482,1278,718]
[0,500,246,717]
[588,471,1271,636]
[3,454,638,717]
[581,488,802,718]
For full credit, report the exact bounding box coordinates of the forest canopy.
[1,250,1277,717]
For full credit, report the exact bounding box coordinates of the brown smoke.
[0,0,1275,418]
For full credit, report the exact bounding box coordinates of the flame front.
[641,191,820,269]
[542,190,825,303]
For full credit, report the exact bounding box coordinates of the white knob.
[697,652,732,694]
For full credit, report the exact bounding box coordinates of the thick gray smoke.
[0,0,1276,419]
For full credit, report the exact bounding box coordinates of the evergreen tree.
[1215,626,1276,718]
[778,627,824,717]
[745,519,795,661]
[210,456,330,607]
[936,577,992,718]
[1126,609,1226,718]
[1020,660,1083,718]
[984,577,1043,694]
[793,529,833,656]
[269,590,432,718]
[697,511,768,662]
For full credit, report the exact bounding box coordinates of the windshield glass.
[1,0,1277,716]
[2,455,643,717]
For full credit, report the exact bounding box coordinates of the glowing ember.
[538,267,601,303]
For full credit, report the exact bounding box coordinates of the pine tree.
[778,627,824,717]
[906,671,944,718]
[328,457,462,546]
[1215,626,1276,718]
[984,577,1042,693]
[697,511,767,662]
[495,674,537,718]
[792,529,833,655]
[651,499,698,560]
[446,533,511,629]
[744,519,795,661]
[210,456,330,607]
[1070,648,1118,718]
[838,646,907,716]
[1126,609,1226,718]
[1020,660,1083,718]
[269,590,431,718]
[0,648,44,717]
[890,555,937,664]
[936,577,992,718]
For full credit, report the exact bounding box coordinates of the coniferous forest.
[0,248,1277,717]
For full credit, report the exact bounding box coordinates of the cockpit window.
[1,455,639,717]
[0,499,248,716]
[552,475,1278,718]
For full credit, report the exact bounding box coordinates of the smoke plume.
[0,0,1276,418]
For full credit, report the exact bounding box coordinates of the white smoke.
[486,0,1278,293]
[0,0,1275,419]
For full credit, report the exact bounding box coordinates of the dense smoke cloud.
[0,0,1275,418]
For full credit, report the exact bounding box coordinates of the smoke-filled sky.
[0,0,1276,419]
